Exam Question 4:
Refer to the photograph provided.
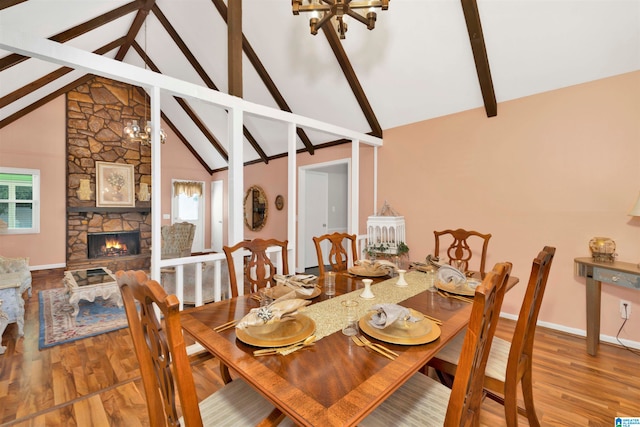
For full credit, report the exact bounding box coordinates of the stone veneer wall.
[66,76,152,271]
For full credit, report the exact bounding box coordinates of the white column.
[150,85,162,281]
[228,106,244,295]
[287,122,297,274]
[351,139,360,236]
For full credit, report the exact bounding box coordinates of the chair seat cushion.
[434,332,511,383]
[360,372,450,426]
[182,378,280,426]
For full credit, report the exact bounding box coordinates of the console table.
[574,257,640,355]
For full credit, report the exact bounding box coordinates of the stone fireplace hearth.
[66,76,151,272]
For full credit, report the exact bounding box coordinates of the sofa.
[0,256,32,353]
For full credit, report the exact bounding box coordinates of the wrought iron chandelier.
[292,0,389,40]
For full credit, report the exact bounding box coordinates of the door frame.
[297,158,351,273]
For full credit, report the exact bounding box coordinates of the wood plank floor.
[0,269,637,426]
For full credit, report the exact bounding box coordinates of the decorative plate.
[236,314,316,348]
[359,308,441,345]
[348,266,389,277]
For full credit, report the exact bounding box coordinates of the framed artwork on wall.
[96,162,135,207]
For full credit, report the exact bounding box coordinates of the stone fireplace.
[66,76,151,272]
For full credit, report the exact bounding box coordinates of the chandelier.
[124,117,166,145]
[292,0,389,39]
[124,18,166,145]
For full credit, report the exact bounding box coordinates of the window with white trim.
[0,167,40,234]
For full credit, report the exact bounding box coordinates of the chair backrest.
[161,222,195,259]
[505,247,555,389]
[312,232,358,276]
[434,228,492,278]
[446,261,512,426]
[223,238,289,297]
[116,270,203,427]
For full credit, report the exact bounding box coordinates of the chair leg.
[521,367,541,427]
[219,362,232,384]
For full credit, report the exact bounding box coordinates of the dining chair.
[428,246,556,427]
[360,261,512,427]
[434,228,492,278]
[223,238,289,297]
[312,232,358,276]
[116,270,286,427]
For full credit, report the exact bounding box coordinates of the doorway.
[298,160,350,272]
[211,180,223,252]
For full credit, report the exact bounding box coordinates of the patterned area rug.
[39,288,128,349]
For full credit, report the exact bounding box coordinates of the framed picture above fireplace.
[96,162,135,207]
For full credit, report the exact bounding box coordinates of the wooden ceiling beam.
[0,38,126,109]
[211,0,316,155]
[151,4,268,164]
[460,0,497,117]
[114,0,156,61]
[322,26,383,138]
[0,1,140,71]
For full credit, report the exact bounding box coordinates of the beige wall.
[0,97,67,267]
[379,71,640,342]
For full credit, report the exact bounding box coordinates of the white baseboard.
[29,263,66,271]
[500,312,640,350]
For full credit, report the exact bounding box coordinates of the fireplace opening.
[88,231,140,259]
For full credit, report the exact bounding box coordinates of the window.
[0,167,40,234]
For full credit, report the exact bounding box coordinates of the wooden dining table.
[181,270,519,427]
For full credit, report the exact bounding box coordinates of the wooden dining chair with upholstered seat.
[428,246,556,427]
[360,262,512,427]
[223,238,289,297]
[434,228,492,278]
[312,232,358,276]
[116,270,286,427]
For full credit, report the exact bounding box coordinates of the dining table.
[181,269,519,427]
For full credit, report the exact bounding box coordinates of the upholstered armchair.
[161,222,195,259]
[0,256,31,353]
[0,255,32,297]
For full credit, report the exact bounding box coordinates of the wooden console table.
[574,257,640,355]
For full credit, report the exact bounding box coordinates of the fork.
[358,335,399,358]
[351,336,395,360]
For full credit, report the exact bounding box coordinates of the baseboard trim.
[500,312,640,350]
[29,263,66,271]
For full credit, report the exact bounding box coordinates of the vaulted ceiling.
[1,1,638,173]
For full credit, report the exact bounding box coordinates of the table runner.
[303,271,429,340]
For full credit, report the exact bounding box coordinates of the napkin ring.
[257,307,274,323]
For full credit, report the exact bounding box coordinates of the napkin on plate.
[437,265,466,286]
[368,304,421,329]
[236,295,311,329]
[274,274,317,296]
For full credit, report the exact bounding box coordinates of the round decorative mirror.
[244,185,268,231]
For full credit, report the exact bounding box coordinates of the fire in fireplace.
[88,231,141,259]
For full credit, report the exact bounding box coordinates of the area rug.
[39,288,128,349]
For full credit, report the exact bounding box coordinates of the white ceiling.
[1,0,639,172]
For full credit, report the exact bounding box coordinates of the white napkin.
[274,274,317,296]
[236,296,311,329]
[437,265,466,285]
[368,304,421,329]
